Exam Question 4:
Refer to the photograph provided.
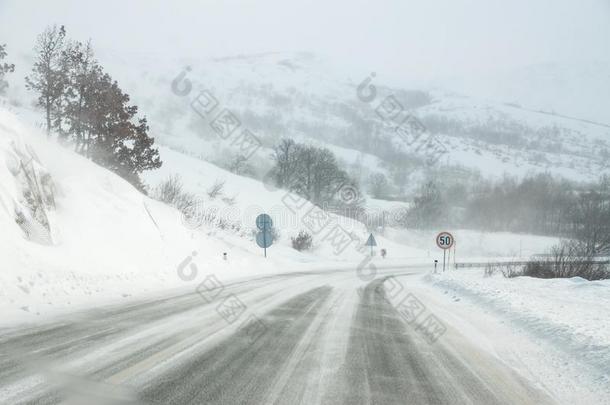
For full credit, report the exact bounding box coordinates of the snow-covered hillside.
[6,51,608,195]
[443,60,610,125]
[1,105,566,324]
[1,48,600,331]
[0,107,428,324]
[0,107,234,323]
[86,52,610,186]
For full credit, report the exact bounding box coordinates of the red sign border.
[436,231,455,250]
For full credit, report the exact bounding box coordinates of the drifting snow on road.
[0,268,577,405]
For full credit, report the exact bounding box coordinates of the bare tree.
[271,138,299,188]
[571,188,610,255]
[368,172,389,199]
[0,43,15,95]
[26,25,67,137]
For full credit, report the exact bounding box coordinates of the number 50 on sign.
[436,231,454,250]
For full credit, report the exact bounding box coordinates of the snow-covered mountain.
[80,51,610,190]
[5,51,609,195]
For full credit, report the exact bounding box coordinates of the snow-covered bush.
[486,241,610,281]
[250,226,280,243]
[207,179,225,199]
[291,230,312,251]
[484,261,531,278]
[523,241,609,281]
[153,175,202,228]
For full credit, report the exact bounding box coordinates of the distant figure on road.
[381,248,387,259]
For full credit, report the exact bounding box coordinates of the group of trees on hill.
[398,173,610,255]
[464,174,610,254]
[270,138,363,212]
[396,181,446,229]
[24,25,161,191]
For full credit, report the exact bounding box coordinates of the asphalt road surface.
[0,268,556,404]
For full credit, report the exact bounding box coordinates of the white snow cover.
[0,108,229,323]
[385,228,560,260]
[93,52,610,183]
[2,106,609,402]
[0,107,426,325]
[0,105,566,325]
[425,268,610,399]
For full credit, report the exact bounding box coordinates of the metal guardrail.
[455,260,610,269]
[531,253,610,258]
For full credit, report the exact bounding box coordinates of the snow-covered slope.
[0,107,426,324]
[7,51,608,193]
[0,108,233,322]
[2,49,603,325]
[142,145,426,260]
[443,60,610,125]
[86,51,610,187]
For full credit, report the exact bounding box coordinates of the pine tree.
[83,72,161,191]
[61,40,97,148]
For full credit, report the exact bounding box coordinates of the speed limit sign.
[435,231,455,273]
[436,231,454,250]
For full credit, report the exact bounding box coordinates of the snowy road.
[0,268,556,404]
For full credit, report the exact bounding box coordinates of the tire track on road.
[139,286,333,405]
[334,277,555,405]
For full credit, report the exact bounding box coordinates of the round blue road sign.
[256,213,273,230]
[256,231,273,248]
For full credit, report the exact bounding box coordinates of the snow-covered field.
[386,228,560,259]
[422,268,610,401]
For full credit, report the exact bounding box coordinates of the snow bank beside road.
[0,108,228,324]
[0,107,424,326]
[426,268,610,387]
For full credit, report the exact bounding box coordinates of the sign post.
[255,214,274,258]
[435,231,455,272]
[365,233,377,257]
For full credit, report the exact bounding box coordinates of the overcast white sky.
[1,0,608,82]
